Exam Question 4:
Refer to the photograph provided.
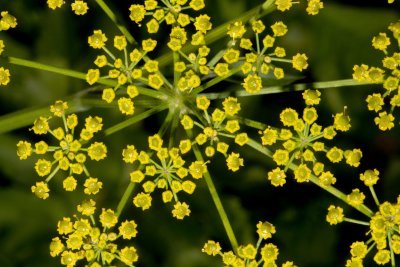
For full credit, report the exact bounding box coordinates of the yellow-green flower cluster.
[0,11,17,86]
[353,21,400,131]
[223,19,309,94]
[202,221,297,267]
[180,95,249,172]
[128,0,207,48]
[275,0,324,15]
[16,101,107,199]
[261,90,362,187]
[50,205,139,267]
[332,197,400,266]
[87,30,154,115]
[47,0,89,15]
[123,133,205,219]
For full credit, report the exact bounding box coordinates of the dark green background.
[0,1,399,266]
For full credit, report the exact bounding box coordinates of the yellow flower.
[268,167,286,187]
[347,188,365,207]
[374,249,390,265]
[113,35,127,50]
[99,208,118,228]
[87,142,107,161]
[148,73,164,89]
[16,140,32,160]
[77,199,96,216]
[202,240,221,256]
[271,21,288,37]
[133,192,152,210]
[292,53,308,71]
[372,33,391,51]
[129,4,146,24]
[273,149,289,166]
[275,0,293,11]
[119,246,139,265]
[31,181,50,199]
[260,243,279,262]
[326,205,344,225]
[0,67,11,85]
[257,221,276,239]
[118,97,135,115]
[83,177,102,195]
[86,68,100,85]
[319,171,336,187]
[360,169,379,186]
[88,30,107,49]
[226,152,244,172]
[119,220,138,239]
[243,74,262,94]
[227,21,246,41]
[63,176,77,191]
[374,112,394,131]
[35,159,52,177]
[294,164,311,183]
[172,201,191,219]
[189,160,207,179]
[194,14,212,33]
[102,88,115,103]
[306,0,324,16]
[71,0,89,15]
[190,0,205,10]
[222,97,241,116]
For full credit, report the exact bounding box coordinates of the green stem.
[246,138,374,217]
[104,104,168,136]
[94,0,136,45]
[343,217,370,226]
[193,65,242,95]
[116,182,136,217]
[190,138,239,252]
[204,79,373,99]
[369,186,380,207]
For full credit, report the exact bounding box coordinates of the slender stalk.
[104,104,168,136]
[193,65,242,95]
[204,79,373,99]
[94,0,136,45]
[116,182,136,217]
[369,186,380,207]
[190,141,239,252]
[246,138,374,217]
[343,217,370,226]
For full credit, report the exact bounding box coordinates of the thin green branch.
[189,134,239,252]
[204,79,373,99]
[116,182,136,217]
[104,104,168,136]
[94,0,136,45]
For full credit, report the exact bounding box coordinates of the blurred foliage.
[0,1,399,267]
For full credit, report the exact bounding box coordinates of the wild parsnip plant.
[1,0,400,266]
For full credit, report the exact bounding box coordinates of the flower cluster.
[47,0,89,15]
[261,90,361,187]
[275,0,324,16]
[0,10,17,86]
[202,221,297,267]
[353,21,400,131]
[17,101,107,199]
[50,204,139,267]
[180,95,249,172]
[124,133,207,219]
